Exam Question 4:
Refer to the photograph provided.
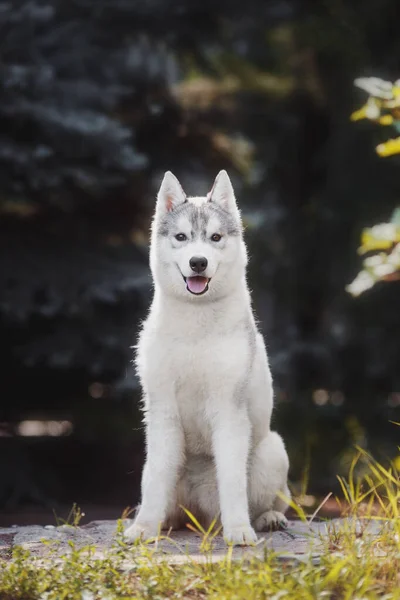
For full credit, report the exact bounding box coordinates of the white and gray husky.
[124,170,290,546]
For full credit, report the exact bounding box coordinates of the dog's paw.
[254,510,288,532]
[224,525,258,546]
[124,522,158,544]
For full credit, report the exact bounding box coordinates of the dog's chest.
[178,396,211,455]
[140,316,251,453]
[172,340,216,454]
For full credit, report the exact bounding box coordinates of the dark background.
[1,0,399,525]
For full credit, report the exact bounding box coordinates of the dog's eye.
[211,233,222,242]
[175,233,187,242]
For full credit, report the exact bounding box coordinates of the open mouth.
[183,275,210,295]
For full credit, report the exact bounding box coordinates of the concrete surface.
[0,518,385,565]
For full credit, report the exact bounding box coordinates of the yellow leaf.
[378,114,394,125]
[350,98,381,121]
[350,106,369,121]
[376,137,400,156]
[359,223,400,254]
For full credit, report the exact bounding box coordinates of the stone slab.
[0,518,385,564]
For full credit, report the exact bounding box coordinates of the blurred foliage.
[348,77,400,295]
[351,77,400,155]
[346,211,400,296]
[1,0,400,508]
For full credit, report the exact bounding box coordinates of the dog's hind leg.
[248,431,291,531]
[163,437,290,535]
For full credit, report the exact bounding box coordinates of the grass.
[0,449,399,600]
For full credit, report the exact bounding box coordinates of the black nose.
[189,256,208,273]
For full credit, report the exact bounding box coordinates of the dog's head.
[150,170,248,301]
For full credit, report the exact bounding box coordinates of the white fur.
[124,171,290,546]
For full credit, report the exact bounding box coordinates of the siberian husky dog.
[124,170,290,546]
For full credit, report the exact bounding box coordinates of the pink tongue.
[186,276,208,294]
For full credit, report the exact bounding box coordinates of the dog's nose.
[189,256,208,273]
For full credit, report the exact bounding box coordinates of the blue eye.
[175,233,187,241]
[211,233,222,242]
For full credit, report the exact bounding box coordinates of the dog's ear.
[208,170,238,214]
[157,171,186,214]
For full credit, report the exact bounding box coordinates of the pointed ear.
[208,170,238,213]
[157,171,186,214]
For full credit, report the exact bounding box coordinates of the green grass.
[1,449,399,600]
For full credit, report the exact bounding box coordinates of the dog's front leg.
[212,409,257,545]
[124,405,184,543]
